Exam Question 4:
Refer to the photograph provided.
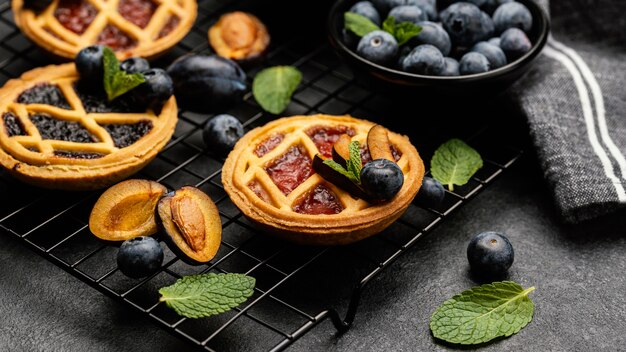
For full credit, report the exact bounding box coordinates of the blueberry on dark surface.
[440,57,460,76]
[410,21,452,56]
[459,51,491,74]
[500,27,532,60]
[119,57,150,74]
[356,30,399,66]
[166,54,247,112]
[349,1,381,25]
[388,5,427,24]
[493,1,533,33]
[440,2,493,47]
[487,36,501,47]
[401,44,445,75]
[471,41,507,69]
[75,45,106,82]
[117,236,164,279]
[203,114,244,157]
[481,0,513,14]
[467,231,514,278]
[415,176,445,208]
[132,68,174,110]
[23,0,53,13]
[412,0,438,21]
[360,159,404,200]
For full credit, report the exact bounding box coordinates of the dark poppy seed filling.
[54,150,105,159]
[74,82,145,113]
[103,121,153,148]
[3,112,26,137]
[30,113,97,143]
[16,83,71,109]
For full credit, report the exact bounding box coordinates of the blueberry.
[401,44,445,75]
[132,68,174,109]
[203,114,244,157]
[440,2,494,47]
[459,52,491,74]
[349,1,381,25]
[166,54,247,112]
[360,159,404,200]
[388,5,427,24]
[415,176,445,207]
[471,41,507,68]
[117,236,164,279]
[467,231,514,278]
[357,30,399,66]
[440,57,460,76]
[500,27,532,60]
[397,45,413,68]
[481,0,513,14]
[23,0,53,12]
[487,36,501,47]
[412,0,438,21]
[120,57,150,74]
[493,1,533,33]
[410,21,451,56]
[372,0,418,15]
[75,45,106,82]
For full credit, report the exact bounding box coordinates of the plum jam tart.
[222,114,425,245]
[0,63,177,190]
[12,0,197,60]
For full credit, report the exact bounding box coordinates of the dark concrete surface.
[2,143,626,352]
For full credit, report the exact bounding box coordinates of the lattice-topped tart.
[12,0,197,60]
[222,114,425,245]
[0,63,177,190]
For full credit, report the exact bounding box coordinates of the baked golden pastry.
[222,114,425,245]
[12,0,197,60]
[0,63,177,190]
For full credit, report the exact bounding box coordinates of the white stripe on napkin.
[543,45,626,201]
[549,39,626,182]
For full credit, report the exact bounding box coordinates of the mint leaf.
[252,66,302,115]
[344,12,380,37]
[430,138,483,191]
[102,47,144,101]
[345,140,362,183]
[323,159,359,183]
[430,281,535,345]
[382,16,422,46]
[159,273,255,319]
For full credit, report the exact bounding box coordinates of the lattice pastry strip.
[0,63,178,190]
[222,115,426,246]
[13,0,197,59]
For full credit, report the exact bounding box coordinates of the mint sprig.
[323,140,362,183]
[252,66,302,115]
[430,138,483,191]
[430,281,535,345]
[344,12,380,37]
[102,47,145,101]
[159,273,255,319]
[382,16,422,46]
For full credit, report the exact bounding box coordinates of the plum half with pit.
[166,54,247,112]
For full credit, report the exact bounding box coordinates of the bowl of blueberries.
[327,0,549,97]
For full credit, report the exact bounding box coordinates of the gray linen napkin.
[510,0,626,223]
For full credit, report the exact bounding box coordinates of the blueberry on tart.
[12,0,197,60]
[0,52,177,190]
[221,114,425,245]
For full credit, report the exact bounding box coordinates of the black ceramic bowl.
[327,0,550,98]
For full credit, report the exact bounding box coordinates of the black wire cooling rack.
[0,0,529,350]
